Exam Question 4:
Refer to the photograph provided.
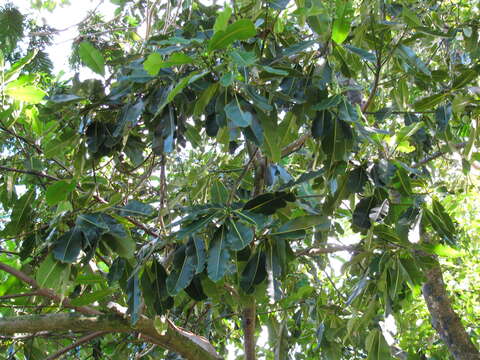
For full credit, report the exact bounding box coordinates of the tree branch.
[412,142,467,168]
[0,261,100,316]
[295,245,356,256]
[423,264,480,360]
[45,331,109,360]
[0,313,222,360]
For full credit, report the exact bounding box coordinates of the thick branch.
[0,313,222,360]
[422,264,480,360]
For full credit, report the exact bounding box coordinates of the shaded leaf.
[226,218,254,251]
[207,226,230,282]
[78,41,105,76]
[244,191,296,215]
[240,251,267,294]
[52,229,84,263]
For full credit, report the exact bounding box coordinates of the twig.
[0,165,59,182]
[281,134,308,158]
[412,142,467,168]
[45,331,109,360]
[227,148,259,205]
[0,261,101,316]
[0,291,38,300]
[295,245,356,257]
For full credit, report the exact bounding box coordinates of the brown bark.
[242,299,257,360]
[422,265,480,360]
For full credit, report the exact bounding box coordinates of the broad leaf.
[52,229,84,263]
[226,218,254,251]
[207,226,230,282]
[166,244,196,295]
[78,41,105,76]
[208,19,256,52]
[240,251,267,294]
[127,273,142,325]
[243,191,296,215]
[332,0,353,44]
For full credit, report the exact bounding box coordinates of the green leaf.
[243,191,296,215]
[413,93,446,111]
[208,19,256,52]
[312,95,342,111]
[166,244,196,295]
[225,100,253,127]
[230,50,257,67]
[207,226,230,282]
[45,180,76,206]
[2,190,34,236]
[107,257,126,285]
[346,166,368,193]
[127,273,141,325]
[396,44,431,76]
[112,99,145,137]
[176,212,218,239]
[344,45,376,63]
[435,104,452,132]
[268,0,290,10]
[262,66,289,76]
[452,68,479,90]
[5,81,46,104]
[259,114,281,162]
[143,52,194,76]
[272,215,330,235]
[52,229,84,263]
[210,179,229,203]
[149,260,173,315]
[365,329,392,360]
[331,0,353,44]
[338,98,359,123]
[117,200,155,217]
[191,236,206,274]
[194,83,219,117]
[78,41,105,76]
[36,253,71,293]
[4,50,38,83]
[213,5,232,33]
[226,218,254,251]
[420,243,464,258]
[220,72,235,86]
[240,251,267,294]
[70,288,114,306]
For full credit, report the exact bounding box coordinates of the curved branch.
[0,313,222,360]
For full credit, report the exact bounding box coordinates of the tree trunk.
[242,299,257,360]
[423,265,480,360]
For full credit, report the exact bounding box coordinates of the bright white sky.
[15,0,118,74]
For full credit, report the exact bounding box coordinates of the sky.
[14,0,118,75]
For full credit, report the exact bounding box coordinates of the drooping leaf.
[413,93,446,111]
[230,50,257,67]
[52,229,84,263]
[435,103,452,132]
[365,329,392,360]
[190,236,206,274]
[36,253,71,293]
[78,41,105,76]
[225,100,253,127]
[347,166,368,193]
[243,191,296,215]
[331,0,353,44]
[127,273,142,325]
[240,251,267,294]
[207,226,230,282]
[166,244,196,295]
[5,81,46,104]
[268,0,290,10]
[344,45,376,63]
[107,257,126,285]
[273,215,330,235]
[226,218,254,251]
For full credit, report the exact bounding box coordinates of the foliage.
[0,0,480,359]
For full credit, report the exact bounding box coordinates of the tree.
[0,0,479,359]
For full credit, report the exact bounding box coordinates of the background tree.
[0,0,480,359]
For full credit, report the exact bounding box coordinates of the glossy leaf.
[207,226,230,282]
[127,273,141,325]
[331,0,353,44]
[208,19,256,52]
[243,191,296,215]
[226,218,254,251]
[240,251,267,294]
[52,229,84,263]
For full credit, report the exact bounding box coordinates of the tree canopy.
[0,0,479,359]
